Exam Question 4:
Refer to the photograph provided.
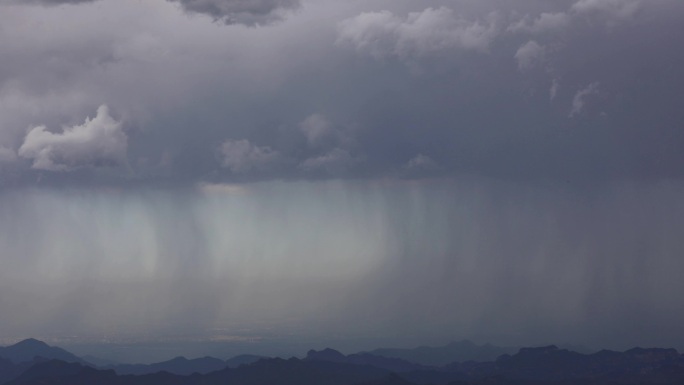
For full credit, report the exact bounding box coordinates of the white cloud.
[569,82,600,117]
[550,79,560,101]
[18,105,127,171]
[515,40,545,71]
[509,0,641,36]
[219,139,280,173]
[508,12,571,34]
[337,7,500,60]
[299,148,357,174]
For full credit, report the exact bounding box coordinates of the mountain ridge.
[366,340,518,366]
[0,339,86,365]
[2,338,684,385]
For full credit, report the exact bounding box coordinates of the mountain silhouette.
[487,345,684,383]
[0,357,36,385]
[5,359,118,385]
[81,354,120,367]
[367,340,517,366]
[225,354,264,368]
[4,339,684,385]
[357,373,419,385]
[306,348,430,372]
[6,357,391,385]
[444,345,684,384]
[0,339,86,365]
[201,357,391,385]
[108,355,227,375]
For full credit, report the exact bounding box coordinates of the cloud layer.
[337,7,500,60]
[0,0,681,185]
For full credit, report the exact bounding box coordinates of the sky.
[1,0,684,358]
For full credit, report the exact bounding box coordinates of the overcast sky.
[1,0,684,357]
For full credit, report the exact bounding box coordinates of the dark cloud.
[0,0,682,185]
[167,0,300,25]
[2,0,299,25]
[2,0,99,5]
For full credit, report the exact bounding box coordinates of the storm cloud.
[3,0,300,25]
[167,0,301,25]
[0,0,683,358]
[2,0,98,5]
[0,0,681,184]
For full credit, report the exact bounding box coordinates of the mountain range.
[0,339,85,365]
[1,339,684,384]
[366,340,518,366]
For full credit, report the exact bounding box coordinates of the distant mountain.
[442,345,684,384]
[225,354,265,368]
[106,354,266,375]
[357,373,419,385]
[367,340,517,366]
[108,355,227,375]
[306,348,430,372]
[5,340,684,385]
[0,357,36,385]
[488,345,684,383]
[0,339,86,365]
[202,357,392,385]
[6,357,392,385]
[5,360,119,385]
[81,355,120,367]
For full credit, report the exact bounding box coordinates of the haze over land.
[0,0,683,360]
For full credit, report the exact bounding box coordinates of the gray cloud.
[299,114,339,149]
[167,0,300,25]
[1,0,299,25]
[550,78,560,100]
[0,0,682,184]
[337,7,500,60]
[18,105,127,171]
[406,154,438,172]
[571,0,642,19]
[299,147,358,175]
[515,40,545,70]
[508,12,571,33]
[569,82,600,117]
[2,0,98,4]
[219,139,281,173]
[507,0,644,37]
